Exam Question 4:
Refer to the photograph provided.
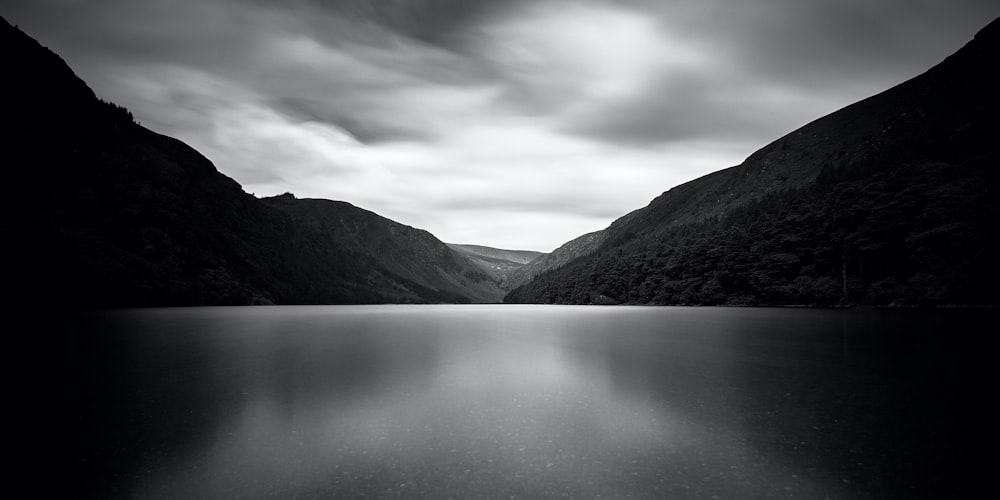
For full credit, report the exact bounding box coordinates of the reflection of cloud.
[130,306,690,497]
[117,305,863,497]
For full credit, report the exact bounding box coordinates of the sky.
[3,1,998,251]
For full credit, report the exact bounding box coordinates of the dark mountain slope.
[607,16,999,241]
[502,230,608,290]
[1,17,502,306]
[506,18,1000,307]
[264,196,505,303]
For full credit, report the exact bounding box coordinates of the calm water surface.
[32,305,975,498]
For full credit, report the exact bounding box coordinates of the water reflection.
[60,305,974,498]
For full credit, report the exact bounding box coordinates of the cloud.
[3,0,997,251]
[544,0,1000,147]
[274,97,433,143]
[109,64,388,187]
[479,1,690,115]
[250,0,530,50]
[559,66,858,146]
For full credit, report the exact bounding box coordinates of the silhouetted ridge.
[506,18,1000,307]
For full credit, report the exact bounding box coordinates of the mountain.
[447,244,542,265]
[506,18,1000,307]
[447,244,543,289]
[1,17,504,306]
[262,195,505,303]
[501,230,608,290]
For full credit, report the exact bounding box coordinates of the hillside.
[501,230,608,290]
[505,18,1000,307]
[447,244,543,289]
[1,17,503,306]
[447,244,542,265]
[263,196,505,303]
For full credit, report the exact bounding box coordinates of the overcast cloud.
[3,0,997,250]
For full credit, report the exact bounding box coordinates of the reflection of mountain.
[506,18,1000,306]
[2,17,503,306]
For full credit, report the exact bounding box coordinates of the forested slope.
[506,18,1000,307]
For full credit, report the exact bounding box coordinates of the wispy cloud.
[3,0,997,250]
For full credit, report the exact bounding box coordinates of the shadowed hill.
[506,18,1000,306]
[1,17,503,306]
[263,195,505,303]
[501,230,608,290]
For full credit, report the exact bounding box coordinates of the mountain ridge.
[447,244,543,265]
[501,230,609,290]
[447,244,544,289]
[505,17,1000,306]
[1,17,504,306]
[611,15,999,240]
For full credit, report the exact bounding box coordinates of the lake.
[23,305,975,498]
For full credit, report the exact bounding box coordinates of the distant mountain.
[447,244,543,289]
[1,17,503,306]
[506,18,1000,307]
[447,244,542,265]
[500,230,607,290]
